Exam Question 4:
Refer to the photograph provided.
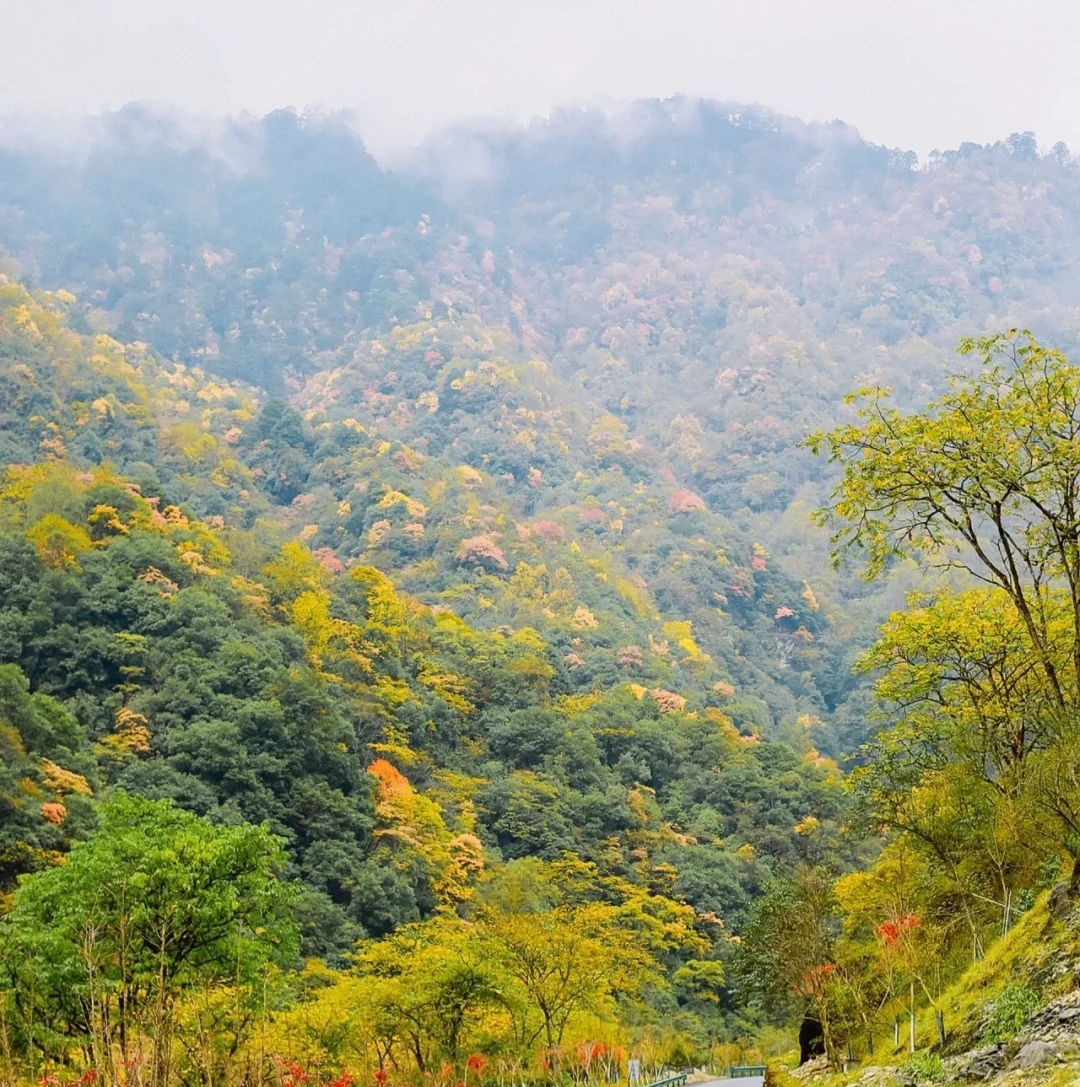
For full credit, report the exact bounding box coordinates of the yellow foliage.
[88,504,130,538]
[557,692,601,715]
[96,707,151,760]
[662,619,708,662]
[416,665,474,714]
[263,541,326,600]
[369,724,424,766]
[40,759,92,796]
[26,514,92,568]
[570,606,599,629]
[376,488,427,519]
[615,576,656,620]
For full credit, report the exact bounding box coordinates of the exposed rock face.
[852,1065,914,1087]
[951,1043,1008,1081]
[1008,1041,1061,1071]
[1046,882,1073,921]
[787,1055,829,1081]
[1018,990,1080,1040]
[950,990,1080,1081]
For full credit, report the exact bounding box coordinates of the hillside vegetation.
[1,99,1080,1087]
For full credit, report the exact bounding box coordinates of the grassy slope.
[772,893,1080,1086]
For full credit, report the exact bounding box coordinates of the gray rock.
[853,1067,912,1087]
[1009,1039,1061,1070]
[788,1055,829,1081]
[951,1043,1007,1081]
[1017,992,1080,1041]
[1047,881,1073,920]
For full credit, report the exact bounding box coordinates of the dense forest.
[3,99,1080,1087]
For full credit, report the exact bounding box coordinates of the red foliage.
[751,556,767,572]
[579,507,606,525]
[577,1042,607,1064]
[273,1059,320,1087]
[795,962,835,998]
[533,520,565,542]
[38,1072,99,1087]
[617,645,644,668]
[456,535,508,571]
[667,489,706,515]
[878,913,919,946]
[313,547,345,574]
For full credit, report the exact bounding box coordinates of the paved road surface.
[694,1077,765,1087]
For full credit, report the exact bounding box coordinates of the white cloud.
[3,0,1078,157]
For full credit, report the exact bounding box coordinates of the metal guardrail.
[728,1067,767,1079]
[642,1074,688,1087]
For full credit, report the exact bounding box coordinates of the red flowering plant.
[38,1071,99,1087]
[877,913,918,947]
[464,1054,487,1086]
[560,1041,621,1087]
[272,1057,356,1087]
[793,961,836,1001]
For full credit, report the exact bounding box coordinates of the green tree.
[809,330,1080,720]
[0,793,298,1086]
[732,867,840,1064]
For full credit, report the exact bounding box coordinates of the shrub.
[901,1053,948,1084]
[984,984,1041,1041]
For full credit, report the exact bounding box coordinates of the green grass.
[777,891,1080,1087]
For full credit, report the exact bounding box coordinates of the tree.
[731,868,840,1065]
[0,793,298,1086]
[0,663,95,887]
[809,330,1080,721]
[354,918,507,1073]
[809,330,1080,891]
[853,589,1051,925]
[485,902,655,1050]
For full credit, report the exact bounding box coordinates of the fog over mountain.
[5,20,1080,1081]
[4,0,1080,156]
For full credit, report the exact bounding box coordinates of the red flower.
[878,913,919,947]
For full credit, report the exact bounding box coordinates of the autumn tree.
[486,901,656,1049]
[810,330,1080,892]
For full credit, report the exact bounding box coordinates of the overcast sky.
[4,0,1079,159]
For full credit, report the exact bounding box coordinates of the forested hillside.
[4,98,1080,1086]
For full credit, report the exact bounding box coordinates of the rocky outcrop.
[951,1043,1009,1081]
[787,1056,829,1081]
[950,990,1080,1081]
[851,1066,914,1087]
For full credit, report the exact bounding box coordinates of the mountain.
[1,96,1079,1084]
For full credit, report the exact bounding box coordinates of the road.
[694,1078,765,1087]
